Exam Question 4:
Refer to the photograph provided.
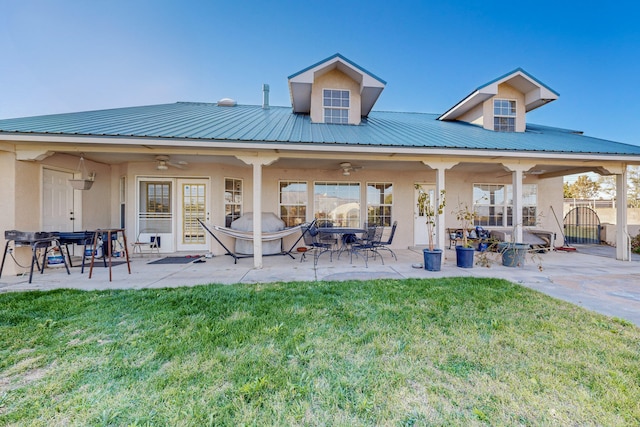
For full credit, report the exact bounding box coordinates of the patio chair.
[300,224,333,266]
[352,224,384,267]
[316,220,339,249]
[131,230,160,257]
[374,221,397,260]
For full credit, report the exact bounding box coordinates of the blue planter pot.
[423,249,442,271]
[456,246,475,268]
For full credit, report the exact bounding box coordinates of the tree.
[567,175,600,199]
[628,166,640,208]
[563,181,575,198]
[596,175,616,200]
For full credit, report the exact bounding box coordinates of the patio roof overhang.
[2,132,636,179]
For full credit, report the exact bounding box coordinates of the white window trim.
[313,181,361,227]
[493,98,516,132]
[224,177,243,227]
[279,180,308,227]
[473,183,537,227]
[366,182,394,226]
[322,88,350,124]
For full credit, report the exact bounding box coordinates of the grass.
[0,277,639,426]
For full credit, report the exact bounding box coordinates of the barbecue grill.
[1,230,70,283]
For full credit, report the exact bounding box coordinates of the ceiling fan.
[155,155,188,170]
[339,162,363,176]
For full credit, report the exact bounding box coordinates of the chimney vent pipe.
[262,84,270,109]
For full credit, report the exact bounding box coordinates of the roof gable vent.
[217,98,237,107]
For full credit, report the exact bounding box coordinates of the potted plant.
[475,224,544,271]
[498,240,529,267]
[415,185,446,271]
[452,201,477,268]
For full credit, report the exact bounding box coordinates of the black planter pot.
[455,246,475,268]
[423,249,442,271]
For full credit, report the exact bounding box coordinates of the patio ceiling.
[50,149,615,180]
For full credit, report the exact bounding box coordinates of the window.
[323,89,349,124]
[367,182,393,226]
[279,181,307,227]
[138,181,172,233]
[224,178,242,227]
[493,99,516,132]
[474,184,506,227]
[510,185,538,227]
[473,183,537,227]
[314,182,360,227]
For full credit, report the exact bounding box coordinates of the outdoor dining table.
[317,227,367,263]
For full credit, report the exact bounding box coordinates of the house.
[2,53,640,275]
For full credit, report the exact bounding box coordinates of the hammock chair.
[197,218,312,263]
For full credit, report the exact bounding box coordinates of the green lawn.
[1,278,638,426]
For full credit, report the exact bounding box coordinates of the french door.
[137,178,209,253]
[176,179,209,252]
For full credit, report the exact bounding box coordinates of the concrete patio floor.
[1,245,640,327]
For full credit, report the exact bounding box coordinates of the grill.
[1,230,70,283]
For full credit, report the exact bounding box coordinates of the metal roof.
[1,102,640,156]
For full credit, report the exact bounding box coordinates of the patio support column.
[236,154,279,269]
[616,168,630,261]
[501,163,534,243]
[423,161,457,251]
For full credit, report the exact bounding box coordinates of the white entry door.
[414,183,435,246]
[176,179,210,252]
[43,169,75,232]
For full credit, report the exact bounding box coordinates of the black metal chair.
[374,221,398,260]
[352,225,384,267]
[316,220,339,249]
[300,224,333,266]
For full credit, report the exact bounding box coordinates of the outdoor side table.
[88,228,131,281]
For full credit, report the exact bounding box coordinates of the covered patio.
[2,246,640,327]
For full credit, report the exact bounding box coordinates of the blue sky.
[2,0,639,146]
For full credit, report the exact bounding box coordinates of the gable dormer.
[288,54,386,125]
[437,68,559,133]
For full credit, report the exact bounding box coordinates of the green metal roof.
[1,102,639,155]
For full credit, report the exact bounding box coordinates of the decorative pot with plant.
[415,185,445,271]
[452,201,477,268]
[475,223,544,271]
[498,241,529,267]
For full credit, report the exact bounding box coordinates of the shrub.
[631,232,640,254]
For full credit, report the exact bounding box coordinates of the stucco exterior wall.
[39,153,112,230]
[310,69,362,124]
[483,83,526,132]
[458,104,484,126]
[0,154,566,266]
[601,223,640,246]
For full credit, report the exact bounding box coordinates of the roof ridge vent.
[218,98,237,107]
